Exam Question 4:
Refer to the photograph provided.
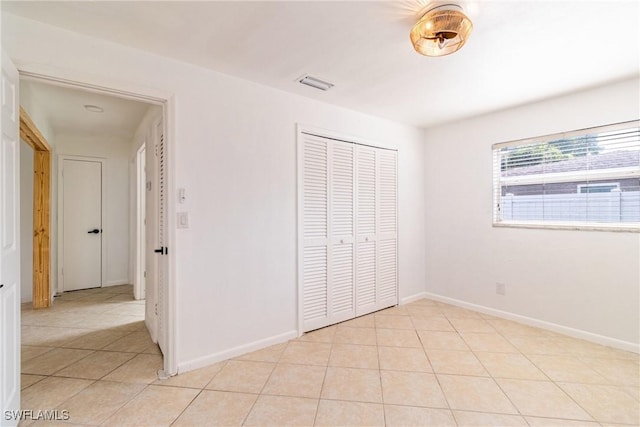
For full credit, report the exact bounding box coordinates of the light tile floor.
[20,289,639,426]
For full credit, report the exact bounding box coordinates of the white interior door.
[301,135,329,332]
[300,134,357,332]
[355,145,377,316]
[329,141,356,324]
[376,150,398,309]
[0,51,21,427]
[61,158,102,291]
[145,119,166,351]
[145,128,157,343]
[155,122,167,354]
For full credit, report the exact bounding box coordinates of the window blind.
[492,120,640,230]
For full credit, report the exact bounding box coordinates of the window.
[493,120,640,231]
[577,183,619,194]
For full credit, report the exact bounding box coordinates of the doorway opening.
[57,155,106,293]
[18,72,173,376]
[19,107,51,309]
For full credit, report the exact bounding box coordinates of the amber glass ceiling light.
[410,3,473,57]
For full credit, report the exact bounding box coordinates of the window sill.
[493,221,640,233]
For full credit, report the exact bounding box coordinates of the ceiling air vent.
[299,75,334,91]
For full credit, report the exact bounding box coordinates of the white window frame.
[493,120,640,232]
[577,182,620,194]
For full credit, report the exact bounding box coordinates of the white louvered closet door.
[301,135,356,332]
[329,141,356,324]
[376,150,398,310]
[300,131,397,332]
[302,135,330,332]
[355,146,378,317]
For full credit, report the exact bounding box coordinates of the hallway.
[20,285,162,425]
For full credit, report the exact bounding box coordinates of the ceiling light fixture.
[410,2,473,57]
[84,104,104,113]
[299,75,334,91]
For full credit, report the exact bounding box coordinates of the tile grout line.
[471,314,603,424]
[414,319,458,427]
[454,321,530,422]
[239,338,290,426]
[374,315,388,427]
[167,387,204,426]
[310,326,336,426]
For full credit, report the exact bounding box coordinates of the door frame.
[17,67,176,377]
[19,107,52,308]
[134,143,146,300]
[57,155,107,292]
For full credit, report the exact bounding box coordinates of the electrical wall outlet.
[496,282,506,296]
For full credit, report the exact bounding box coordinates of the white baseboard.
[103,280,130,287]
[400,292,428,305]
[178,330,298,374]
[424,292,639,354]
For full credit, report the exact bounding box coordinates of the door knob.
[87,229,101,234]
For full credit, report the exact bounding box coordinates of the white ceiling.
[21,79,153,140]
[4,1,639,128]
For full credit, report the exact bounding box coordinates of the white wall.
[2,14,427,370]
[424,78,640,348]
[19,144,34,303]
[20,82,55,144]
[55,133,133,287]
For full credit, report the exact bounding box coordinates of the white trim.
[500,166,639,186]
[18,70,169,105]
[424,292,640,353]
[103,280,129,287]
[57,155,107,292]
[164,97,177,376]
[577,182,620,193]
[493,221,640,233]
[296,125,304,337]
[399,292,428,305]
[177,330,298,374]
[298,123,399,151]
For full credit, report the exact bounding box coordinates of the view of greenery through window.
[501,135,600,170]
